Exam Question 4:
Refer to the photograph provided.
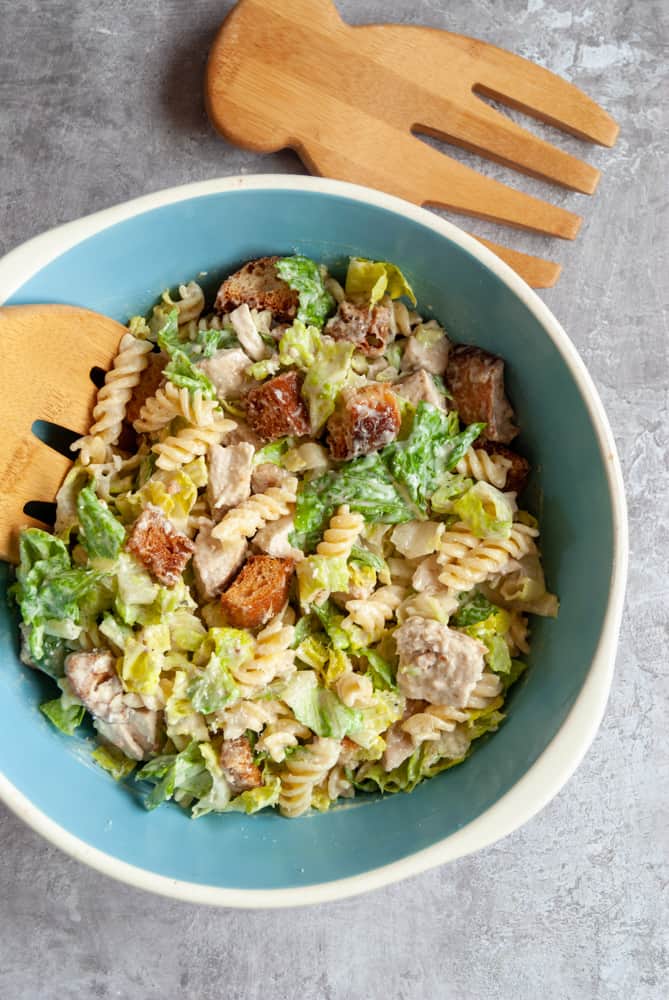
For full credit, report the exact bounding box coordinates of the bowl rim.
[0,174,628,908]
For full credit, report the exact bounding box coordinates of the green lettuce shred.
[76,484,125,560]
[275,255,335,328]
[345,258,416,306]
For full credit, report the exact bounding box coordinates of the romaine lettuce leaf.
[164,349,216,398]
[278,320,321,369]
[452,481,513,540]
[91,744,136,780]
[225,774,281,815]
[191,742,232,818]
[291,453,412,552]
[253,437,294,467]
[301,338,354,432]
[275,256,335,328]
[345,258,416,306]
[502,658,529,691]
[296,555,349,607]
[188,627,253,714]
[281,670,361,739]
[76,484,125,560]
[429,472,474,512]
[40,696,85,735]
[135,740,208,811]
[358,646,397,691]
[451,591,498,628]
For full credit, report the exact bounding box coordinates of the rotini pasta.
[134,381,220,433]
[211,476,298,544]
[437,524,538,593]
[152,417,235,471]
[335,671,374,708]
[456,446,511,489]
[343,584,408,642]
[316,505,364,559]
[256,716,312,763]
[278,737,340,817]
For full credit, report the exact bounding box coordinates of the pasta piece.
[151,417,235,471]
[396,589,458,624]
[72,333,153,464]
[256,716,311,763]
[401,671,502,746]
[133,381,220,433]
[171,281,206,325]
[230,616,296,690]
[438,524,538,593]
[335,671,374,708]
[283,441,332,472]
[325,275,346,304]
[387,556,419,586]
[467,670,503,710]
[217,698,287,740]
[278,737,340,817]
[316,505,364,559]
[211,476,298,545]
[325,762,354,801]
[343,584,408,643]
[436,521,481,568]
[455,446,511,489]
[393,300,412,337]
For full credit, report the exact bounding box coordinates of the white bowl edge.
[0,174,629,908]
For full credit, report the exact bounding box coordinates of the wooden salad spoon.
[0,305,125,563]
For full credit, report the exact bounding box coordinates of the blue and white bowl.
[0,176,627,907]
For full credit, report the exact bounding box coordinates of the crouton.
[446,345,518,443]
[127,505,194,586]
[220,736,262,794]
[207,443,255,517]
[245,370,310,441]
[393,369,446,410]
[326,384,401,460]
[192,522,247,600]
[197,348,253,401]
[215,256,298,322]
[220,555,294,629]
[324,299,393,357]
[482,441,530,494]
[126,350,168,425]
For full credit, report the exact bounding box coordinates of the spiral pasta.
[72,333,153,464]
[335,671,374,708]
[171,281,206,325]
[217,698,287,741]
[250,615,296,684]
[438,524,538,593]
[325,762,354,801]
[456,447,511,489]
[467,670,503,710]
[316,505,364,559]
[343,584,408,642]
[436,522,481,567]
[278,737,341,817]
[151,417,235,471]
[134,381,220,433]
[256,716,312,763]
[211,476,298,544]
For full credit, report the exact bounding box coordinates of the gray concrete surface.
[1,1,667,997]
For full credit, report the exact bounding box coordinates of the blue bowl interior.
[0,189,613,891]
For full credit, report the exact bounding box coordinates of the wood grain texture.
[0,305,124,562]
[206,0,618,287]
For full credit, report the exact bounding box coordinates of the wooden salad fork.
[206,0,619,287]
[0,305,125,563]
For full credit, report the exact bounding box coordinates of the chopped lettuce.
[430,472,474,512]
[275,256,335,328]
[345,258,416,306]
[291,453,412,552]
[281,670,362,739]
[40,696,85,735]
[225,774,281,814]
[76,484,125,560]
[92,745,136,780]
[296,555,349,607]
[502,658,529,691]
[452,482,513,540]
[153,306,180,352]
[358,647,397,691]
[191,742,232,818]
[349,545,387,576]
[135,740,208,811]
[247,356,281,381]
[451,591,498,628]
[296,635,330,672]
[188,627,253,714]
[311,599,352,650]
[253,437,294,467]
[278,320,321,369]
[121,626,170,695]
[484,634,512,674]
[164,349,216,398]
[382,402,483,513]
[301,338,354,433]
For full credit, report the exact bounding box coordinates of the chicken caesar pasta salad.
[11,255,557,818]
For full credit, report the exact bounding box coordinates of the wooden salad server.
[206,0,619,288]
[0,305,125,563]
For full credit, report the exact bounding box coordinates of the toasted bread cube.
[220,736,262,794]
[245,370,310,442]
[220,555,294,629]
[324,299,393,357]
[446,345,518,443]
[326,384,401,460]
[482,441,530,494]
[215,256,298,321]
[127,505,194,586]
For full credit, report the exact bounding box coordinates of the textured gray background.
[1,1,667,998]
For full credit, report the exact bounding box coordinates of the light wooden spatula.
[0,305,125,563]
[206,0,619,288]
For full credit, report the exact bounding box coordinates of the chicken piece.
[251,462,292,494]
[326,384,401,460]
[220,736,262,794]
[394,617,487,707]
[207,443,255,518]
[401,323,451,376]
[192,522,248,600]
[253,515,303,561]
[65,650,160,761]
[381,699,426,771]
[324,299,393,357]
[224,420,265,450]
[393,369,446,411]
[446,345,518,444]
[126,351,168,426]
[220,555,294,629]
[228,303,266,361]
[245,370,310,441]
[215,256,299,322]
[127,505,194,586]
[410,556,441,592]
[197,348,253,401]
[481,441,530,494]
